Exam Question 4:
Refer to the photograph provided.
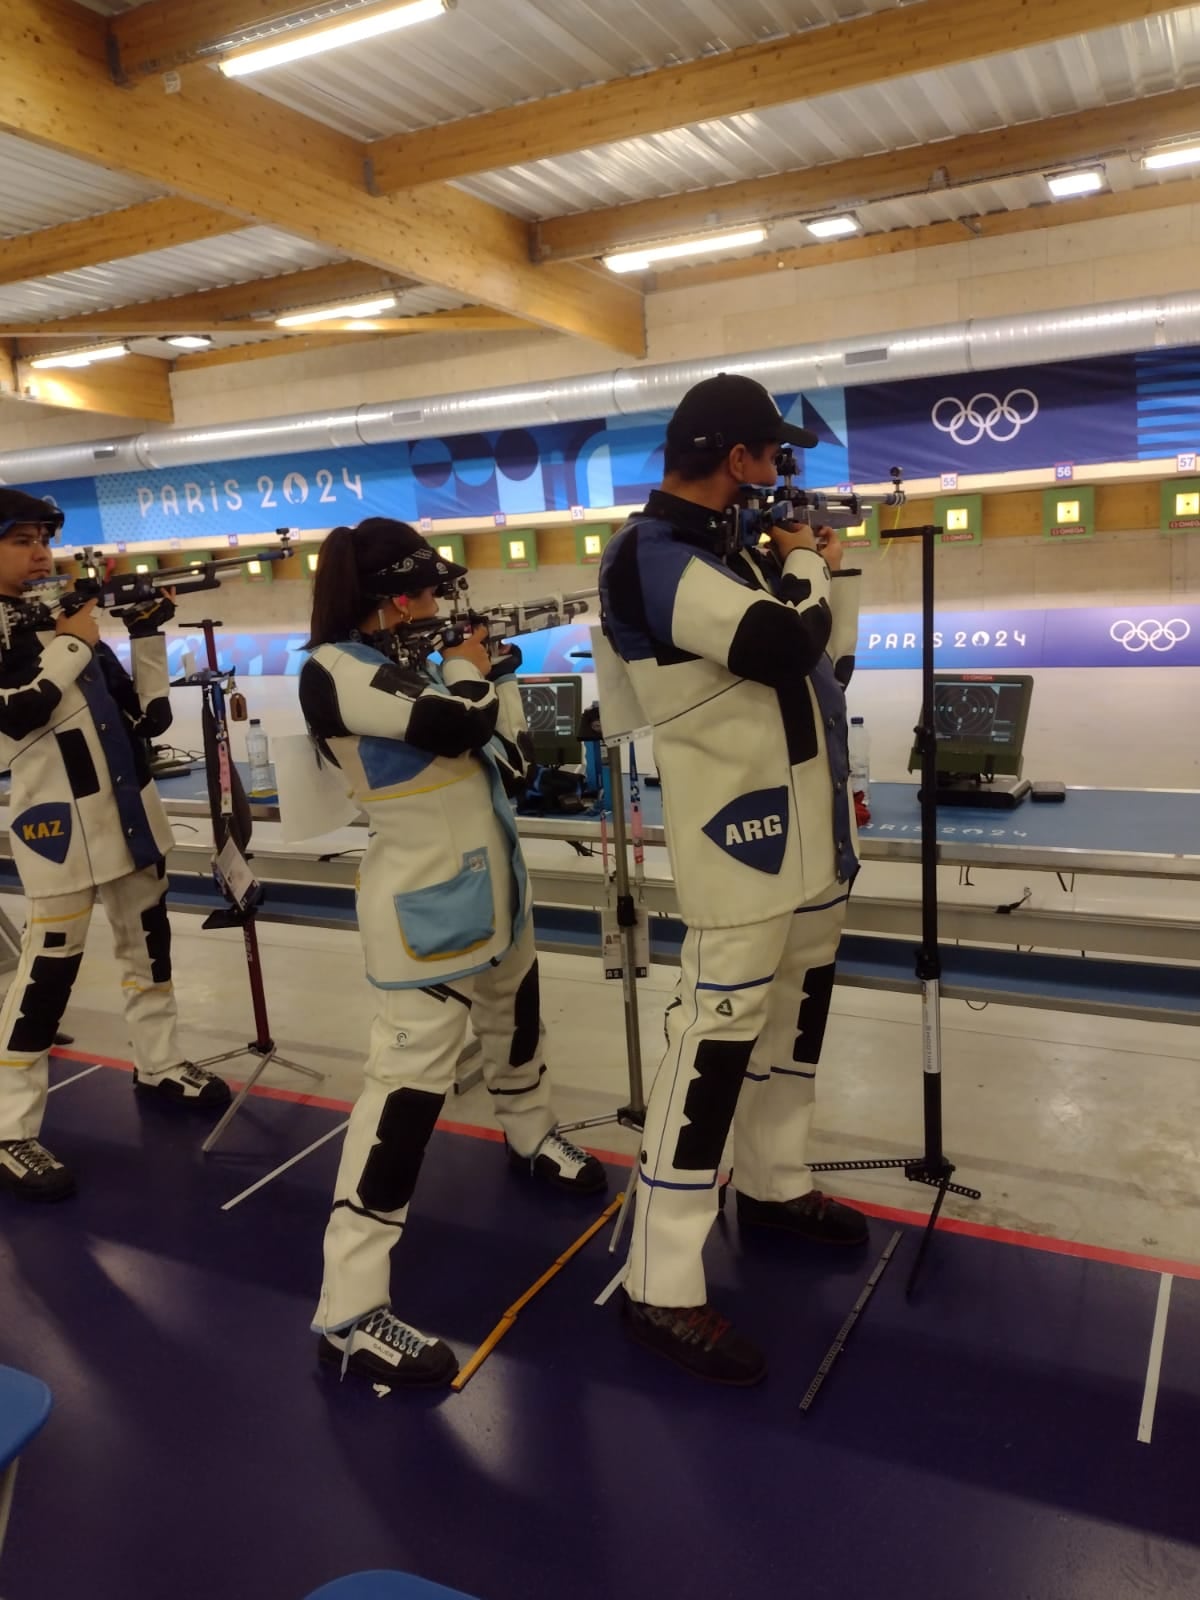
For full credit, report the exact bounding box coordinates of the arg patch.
[13,802,72,865]
[702,787,789,874]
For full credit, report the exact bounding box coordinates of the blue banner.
[1135,348,1200,460]
[846,356,1138,481]
[516,604,1200,678]
[104,603,1198,679]
[21,346,1200,549]
[29,417,672,548]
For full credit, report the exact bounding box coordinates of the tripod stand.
[807,524,980,1297]
[180,618,323,1154]
[558,740,648,1254]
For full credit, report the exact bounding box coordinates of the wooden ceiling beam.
[2,308,529,337]
[109,0,330,82]
[0,198,243,287]
[651,175,1200,290]
[171,331,398,371]
[535,84,1200,262]
[171,319,526,371]
[367,0,1190,192]
[14,352,174,423]
[0,262,418,338]
[4,0,644,355]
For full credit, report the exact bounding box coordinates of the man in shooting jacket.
[598,374,867,1385]
[0,488,230,1203]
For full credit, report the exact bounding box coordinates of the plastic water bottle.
[246,718,273,795]
[848,715,871,806]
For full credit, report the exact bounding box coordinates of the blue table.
[140,767,1200,883]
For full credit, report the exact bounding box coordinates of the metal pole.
[604,742,645,1119]
[917,526,944,1171]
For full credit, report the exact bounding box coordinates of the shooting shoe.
[620,1293,767,1386]
[318,1307,458,1390]
[506,1129,607,1194]
[736,1187,868,1246]
[133,1060,232,1112]
[0,1138,76,1202]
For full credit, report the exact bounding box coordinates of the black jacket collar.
[643,489,728,554]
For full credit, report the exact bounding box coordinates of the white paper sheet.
[273,733,360,842]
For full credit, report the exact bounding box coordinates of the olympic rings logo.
[931,390,1039,446]
[1109,618,1192,654]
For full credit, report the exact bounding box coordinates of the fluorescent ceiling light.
[1142,141,1200,171]
[165,334,213,351]
[1046,167,1105,198]
[29,344,128,370]
[806,215,860,239]
[219,0,450,77]
[603,227,767,274]
[276,295,398,328]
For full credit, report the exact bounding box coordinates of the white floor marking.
[47,1064,104,1094]
[1137,1273,1173,1444]
[221,1120,349,1212]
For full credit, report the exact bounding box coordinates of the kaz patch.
[702,787,789,874]
[13,802,72,865]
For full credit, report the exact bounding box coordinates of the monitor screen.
[909,672,1034,779]
[518,675,583,766]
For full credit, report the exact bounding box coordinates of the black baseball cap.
[353,517,467,598]
[0,488,65,539]
[665,373,818,453]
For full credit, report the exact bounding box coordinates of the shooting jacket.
[598,491,863,930]
[0,605,174,896]
[299,639,534,989]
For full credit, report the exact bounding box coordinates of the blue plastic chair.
[304,1576,480,1600]
[0,1365,52,1565]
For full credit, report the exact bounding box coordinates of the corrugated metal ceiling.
[734,159,1191,261]
[4,1,1200,324]
[458,11,1200,219]
[0,228,342,323]
[242,0,894,140]
[0,135,162,237]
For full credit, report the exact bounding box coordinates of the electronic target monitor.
[518,675,583,767]
[909,672,1034,780]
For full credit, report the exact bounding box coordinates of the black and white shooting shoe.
[0,1138,77,1202]
[507,1129,607,1194]
[735,1187,869,1246]
[132,1061,232,1113]
[620,1292,767,1386]
[318,1307,459,1390]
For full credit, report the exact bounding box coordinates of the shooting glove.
[123,593,177,638]
[487,642,522,681]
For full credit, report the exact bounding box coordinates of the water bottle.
[848,715,871,806]
[246,718,273,795]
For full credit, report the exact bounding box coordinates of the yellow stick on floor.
[452,1192,625,1392]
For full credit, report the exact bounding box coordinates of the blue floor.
[1,1058,1196,1600]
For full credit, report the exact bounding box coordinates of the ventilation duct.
[1,292,1198,484]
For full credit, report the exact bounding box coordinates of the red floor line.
[51,1048,1200,1282]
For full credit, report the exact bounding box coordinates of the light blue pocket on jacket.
[393,848,495,961]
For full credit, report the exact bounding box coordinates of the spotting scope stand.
[806,524,981,1301]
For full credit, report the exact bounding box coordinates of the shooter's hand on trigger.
[488,639,523,680]
[768,517,821,559]
[56,598,99,647]
[815,527,845,572]
[441,622,492,677]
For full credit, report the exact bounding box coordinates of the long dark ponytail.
[305,526,369,649]
[305,517,453,649]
